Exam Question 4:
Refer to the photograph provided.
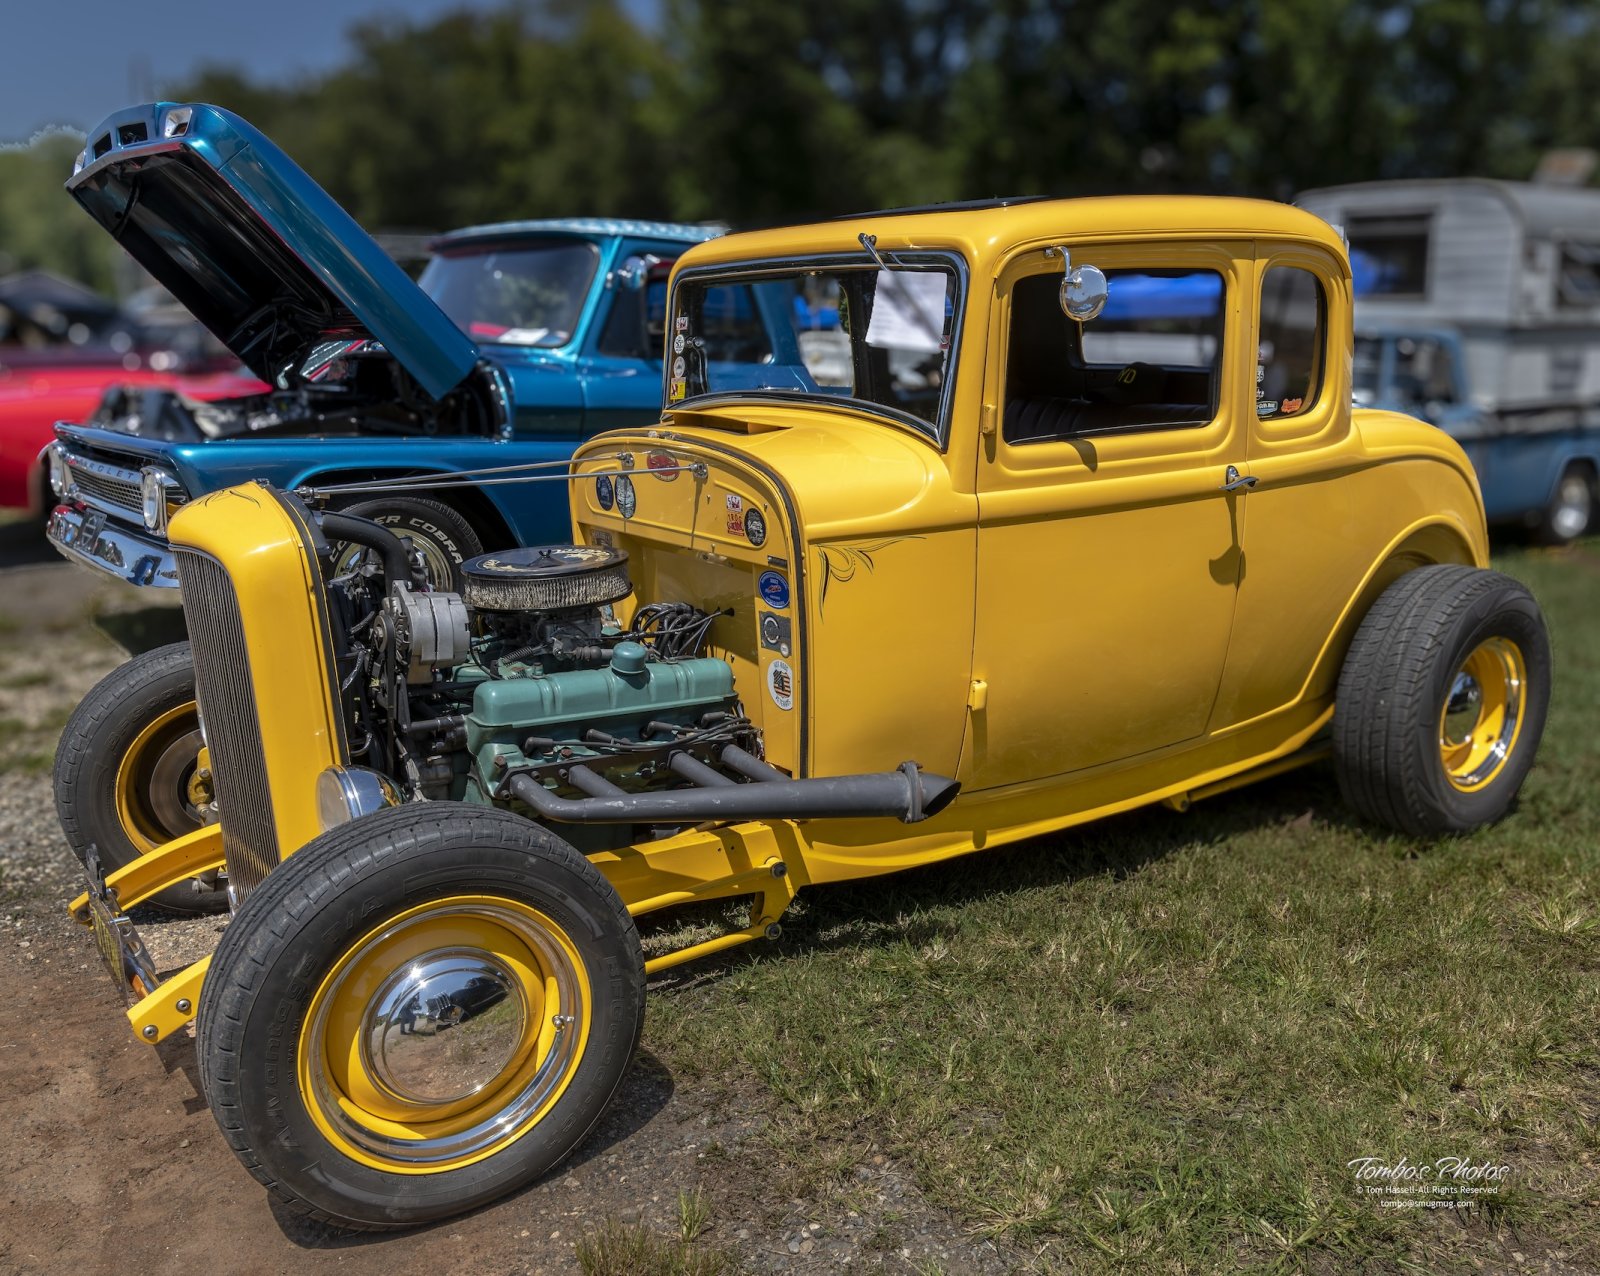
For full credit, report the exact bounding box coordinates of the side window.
[597,268,674,361]
[1257,267,1325,419]
[1003,267,1223,444]
[695,284,774,364]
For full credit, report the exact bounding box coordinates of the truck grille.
[175,549,280,902]
[65,455,141,515]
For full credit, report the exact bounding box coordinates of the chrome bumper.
[46,502,180,588]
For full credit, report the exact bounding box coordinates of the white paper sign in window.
[865,270,946,353]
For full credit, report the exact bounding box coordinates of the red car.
[0,355,263,516]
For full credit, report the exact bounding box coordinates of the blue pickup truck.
[45,102,724,590]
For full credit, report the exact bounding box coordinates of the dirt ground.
[0,525,1017,1276]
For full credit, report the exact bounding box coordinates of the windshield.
[419,240,599,348]
[672,261,960,438]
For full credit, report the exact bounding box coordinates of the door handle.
[1220,465,1258,493]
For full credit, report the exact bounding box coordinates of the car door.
[1208,244,1362,730]
[961,240,1252,792]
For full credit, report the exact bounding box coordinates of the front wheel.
[330,496,483,590]
[1334,565,1551,835]
[52,642,225,914]
[196,804,644,1231]
[1534,464,1594,546]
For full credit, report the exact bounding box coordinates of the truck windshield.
[420,240,599,348]
[671,261,960,439]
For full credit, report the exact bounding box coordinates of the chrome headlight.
[316,766,402,832]
[46,444,70,499]
[139,468,181,532]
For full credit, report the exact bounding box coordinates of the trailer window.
[1558,242,1600,308]
[1348,214,1430,298]
[1257,267,1325,419]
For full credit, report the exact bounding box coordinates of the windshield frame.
[420,238,602,352]
[667,249,970,449]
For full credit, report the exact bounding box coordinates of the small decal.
[616,474,637,519]
[592,529,614,548]
[647,451,679,481]
[726,510,745,535]
[724,493,743,512]
[767,658,795,711]
[744,507,767,547]
[1256,399,1279,416]
[1281,396,1303,413]
[595,474,614,510]
[669,379,686,401]
[675,315,688,333]
[758,571,790,609]
[673,355,686,378]
[1256,364,1265,384]
[673,333,686,355]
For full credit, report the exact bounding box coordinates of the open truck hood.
[67,102,477,399]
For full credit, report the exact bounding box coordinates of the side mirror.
[615,253,661,291]
[1046,246,1109,322]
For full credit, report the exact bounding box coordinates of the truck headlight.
[46,444,70,499]
[139,468,181,532]
[316,766,402,831]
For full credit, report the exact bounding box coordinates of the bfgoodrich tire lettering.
[1334,565,1551,835]
[195,804,644,1231]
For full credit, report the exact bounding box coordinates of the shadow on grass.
[648,761,1419,994]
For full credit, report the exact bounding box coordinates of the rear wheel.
[331,496,482,590]
[1334,565,1550,835]
[196,804,644,1231]
[53,642,224,914]
[1534,464,1594,546]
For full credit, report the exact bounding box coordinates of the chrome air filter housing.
[459,545,631,612]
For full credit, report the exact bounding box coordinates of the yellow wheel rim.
[113,700,206,855]
[1438,637,1527,792]
[298,894,591,1174]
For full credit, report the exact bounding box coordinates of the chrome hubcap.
[363,949,525,1104]
[1551,475,1592,541]
[1442,671,1483,748]
[334,533,454,590]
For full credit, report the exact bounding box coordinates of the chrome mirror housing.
[1046,246,1110,322]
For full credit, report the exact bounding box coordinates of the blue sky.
[2,0,654,143]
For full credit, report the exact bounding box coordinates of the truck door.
[962,242,1251,792]
[582,243,682,434]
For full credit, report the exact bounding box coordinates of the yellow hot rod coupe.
[67,195,1549,1229]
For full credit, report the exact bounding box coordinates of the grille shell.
[175,549,280,901]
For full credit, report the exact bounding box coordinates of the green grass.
[646,539,1600,1273]
[574,1220,746,1275]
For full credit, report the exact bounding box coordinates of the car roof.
[432,218,726,251]
[680,195,1349,274]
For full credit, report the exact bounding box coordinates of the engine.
[328,537,758,845]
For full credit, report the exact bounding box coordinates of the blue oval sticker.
[758,570,790,609]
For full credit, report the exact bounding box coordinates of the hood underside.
[67,102,477,399]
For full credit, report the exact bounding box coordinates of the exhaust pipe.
[506,754,958,826]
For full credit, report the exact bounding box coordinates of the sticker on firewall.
[1256,399,1279,416]
[669,378,686,401]
[673,333,686,355]
[675,315,688,332]
[725,493,743,511]
[673,356,686,378]
[727,509,745,535]
[767,658,794,711]
[758,570,790,609]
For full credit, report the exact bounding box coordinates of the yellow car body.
[77,194,1491,1044]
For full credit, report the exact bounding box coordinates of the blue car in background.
[45,102,725,592]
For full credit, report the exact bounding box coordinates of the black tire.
[332,496,483,591]
[1334,565,1551,835]
[53,641,226,914]
[1534,464,1594,546]
[196,803,645,1231]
